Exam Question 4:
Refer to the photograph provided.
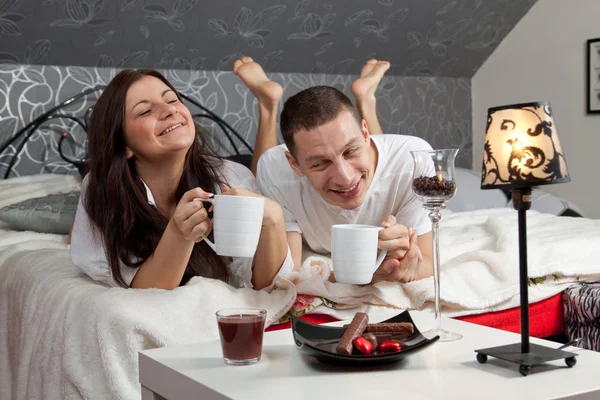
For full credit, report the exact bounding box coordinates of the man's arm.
[372,216,433,283]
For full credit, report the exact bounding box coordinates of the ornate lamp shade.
[481,101,570,189]
[475,102,579,375]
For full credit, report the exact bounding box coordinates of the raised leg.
[351,59,390,135]
[233,56,283,175]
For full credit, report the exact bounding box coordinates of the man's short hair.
[280,86,360,155]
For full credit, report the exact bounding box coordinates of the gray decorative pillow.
[0,191,80,234]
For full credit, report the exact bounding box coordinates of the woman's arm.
[219,185,289,290]
[71,178,213,289]
[131,188,214,290]
[129,219,195,289]
[250,198,288,289]
[221,161,293,289]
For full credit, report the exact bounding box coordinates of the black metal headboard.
[0,86,254,179]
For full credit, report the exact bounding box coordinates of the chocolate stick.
[336,312,369,355]
[365,322,414,334]
[342,322,414,335]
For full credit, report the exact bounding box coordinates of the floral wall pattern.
[0,0,536,176]
[0,63,471,177]
[0,0,537,77]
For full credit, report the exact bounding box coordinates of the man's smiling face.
[285,110,376,210]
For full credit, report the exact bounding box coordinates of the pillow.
[0,190,80,234]
[0,173,82,209]
[446,167,509,212]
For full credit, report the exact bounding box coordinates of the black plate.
[291,310,439,366]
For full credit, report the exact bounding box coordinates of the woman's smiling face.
[123,75,195,161]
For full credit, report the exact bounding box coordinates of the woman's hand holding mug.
[172,187,214,243]
[185,185,267,258]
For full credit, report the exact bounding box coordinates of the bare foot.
[233,56,283,108]
[351,59,391,101]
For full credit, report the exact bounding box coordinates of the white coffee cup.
[196,195,264,258]
[331,224,388,285]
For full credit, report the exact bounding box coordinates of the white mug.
[196,195,264,258]
[331,224,388,285]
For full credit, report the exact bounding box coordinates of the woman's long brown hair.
[85,69,229,287]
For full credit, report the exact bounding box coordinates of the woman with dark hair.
[70,69,293,290]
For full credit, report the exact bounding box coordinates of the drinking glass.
[216,308,267,365]
[410,149,462,342]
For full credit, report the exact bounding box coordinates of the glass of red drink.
[216,308,267,365]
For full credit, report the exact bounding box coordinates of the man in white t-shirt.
[256,85,434,283]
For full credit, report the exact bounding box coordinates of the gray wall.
[472,0,600,218]
[0,0,536,77]
[1,0,541,177]
[0,63,471,177]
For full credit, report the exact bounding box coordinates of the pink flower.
[293,294,315,312]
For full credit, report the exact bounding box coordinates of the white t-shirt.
[257,134,433,254]
[71,160,294,288]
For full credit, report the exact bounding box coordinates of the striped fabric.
[564,282,600,351]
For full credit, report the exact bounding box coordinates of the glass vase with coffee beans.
[410,149,462,342]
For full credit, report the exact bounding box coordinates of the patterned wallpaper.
[0,0,537,77]
[0,63,471,177]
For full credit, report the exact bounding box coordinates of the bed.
[1,89,599,399]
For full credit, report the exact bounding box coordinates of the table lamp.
[474,101,577,376]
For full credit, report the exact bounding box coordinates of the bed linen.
[2,175,600,399]
[277,208,600,326]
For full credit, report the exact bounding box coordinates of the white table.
[139,312,600,400]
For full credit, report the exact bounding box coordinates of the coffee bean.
[412,176,456,198]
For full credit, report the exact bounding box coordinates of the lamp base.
[475,343,577,376]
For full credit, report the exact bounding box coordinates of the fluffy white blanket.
[0,175,299,399]
[283,208,600,321]
[0,238,297,400]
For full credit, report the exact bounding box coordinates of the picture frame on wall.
[587,38,600,114]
